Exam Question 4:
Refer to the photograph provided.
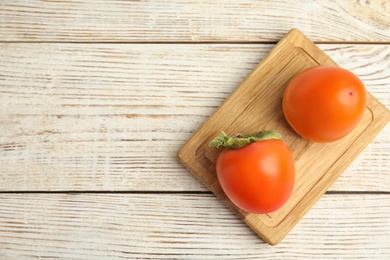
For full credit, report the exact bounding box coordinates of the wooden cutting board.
[177,28,390,245]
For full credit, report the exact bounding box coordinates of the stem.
[209,130,281,149]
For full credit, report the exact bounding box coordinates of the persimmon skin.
[282,66,367,142]
[215,139,295,214]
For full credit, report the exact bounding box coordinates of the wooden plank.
[0,1,389,42]
[0,42,389,192]
[0,193,388,259]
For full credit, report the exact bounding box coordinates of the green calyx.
[209,130,281,150]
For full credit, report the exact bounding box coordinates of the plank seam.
[0,191,388,195]
[0,41,388,45]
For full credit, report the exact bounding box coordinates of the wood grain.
[0,193,388,259]
[0,0,389,256]
[1,42,389,192]
[0,0,389,42]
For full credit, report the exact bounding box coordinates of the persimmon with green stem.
[209,130,295,214]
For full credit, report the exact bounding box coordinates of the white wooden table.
[0,1,389,259]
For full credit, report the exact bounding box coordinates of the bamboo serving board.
[177,28,390,245]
